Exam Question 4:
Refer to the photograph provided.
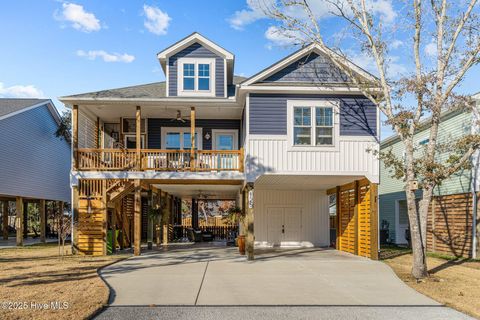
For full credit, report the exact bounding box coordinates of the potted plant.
[223,206,246,255]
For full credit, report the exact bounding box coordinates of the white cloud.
[143,5,171,35]
[390,39,403,49]
[424,41,437,57]
[76,50,135,63]
[230,0,397,31]
[264,26,299,47]
[228,0,268,30]
[59,2,101,32]
[0,82,45,98]
[370,0,397,24]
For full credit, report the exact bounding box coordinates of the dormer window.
[198,64,210,90]
[183,63,195,90]
[177,57,215,96]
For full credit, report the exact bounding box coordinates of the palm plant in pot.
[223,206,246,255]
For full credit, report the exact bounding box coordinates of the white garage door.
[267,207,303,246]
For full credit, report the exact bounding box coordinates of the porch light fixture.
[204,132,211,140]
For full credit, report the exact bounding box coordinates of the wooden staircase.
[107,180,135,204]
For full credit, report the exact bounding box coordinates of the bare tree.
[256,0,480,278]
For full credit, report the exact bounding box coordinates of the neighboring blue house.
[60,32,380,258]
[0,99,71,245]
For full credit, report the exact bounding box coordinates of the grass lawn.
[382,247,480,319]
[0,243,129,320]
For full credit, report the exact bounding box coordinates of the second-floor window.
[183,63,195,90]
[178,58,215,96]
[293,106,334,146]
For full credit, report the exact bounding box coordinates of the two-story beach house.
[59,33,380,259]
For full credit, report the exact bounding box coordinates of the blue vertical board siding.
[263,52,350,83]
[0,105,71,202]
[147,119,240,150]
[168,43,225,97]
[249,93,377,136]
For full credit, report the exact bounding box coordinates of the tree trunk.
[406,188,428,279]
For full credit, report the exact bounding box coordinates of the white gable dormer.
[157,32,234,98]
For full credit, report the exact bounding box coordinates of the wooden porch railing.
[77,148,244,172]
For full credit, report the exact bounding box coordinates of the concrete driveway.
[97,245,472,319]
[101,245,435,306]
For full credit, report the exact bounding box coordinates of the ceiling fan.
[170,109,189,123]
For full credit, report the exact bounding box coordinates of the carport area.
[100,246,436,306]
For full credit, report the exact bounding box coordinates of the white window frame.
[287,100,340,151]
[161,127,203,150]
[212,129,239,150]
[177,57,216,97]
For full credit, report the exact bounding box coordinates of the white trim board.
[157,32,234,61]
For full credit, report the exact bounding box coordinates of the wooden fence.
[170,225,238,241]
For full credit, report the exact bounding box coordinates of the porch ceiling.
[254,174,365,191]
[153,183,241,200]
[82,103,242,122]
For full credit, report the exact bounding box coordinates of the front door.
[267,207,303,246]
[267,207,284,245]
[284,208,302,242]
[212,130,238,170]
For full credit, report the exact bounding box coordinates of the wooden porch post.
[162,193,170,245]
[15,197,23,246]
[136,106,142,170]
[335,186,341,250]
[134,179,141,255]
[245,184,255,260]
[95,117,100,148]
[39,199,46,243]
[370,183,379,260]
[147,189,153,250]
[191,198,198,229]
[112,200,117,254]
[353,180,359,255]
[23,201,28,239]
[2,201,8,240]
[190,107,195,171]
[72,105,79,170]
[72,186,79,254]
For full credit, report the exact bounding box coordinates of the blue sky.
[1,1,479,139]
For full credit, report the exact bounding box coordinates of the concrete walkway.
[98,245,472,319]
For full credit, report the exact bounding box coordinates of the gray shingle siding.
[168,43,225,97]
[249,93,377,136]
[262,52,350,83]
[0,105,71,202]
[147,119,240,150]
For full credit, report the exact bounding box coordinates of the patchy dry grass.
[384,253,480,319]
[0,244,128,320]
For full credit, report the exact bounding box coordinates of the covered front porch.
[71,102,244,173]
